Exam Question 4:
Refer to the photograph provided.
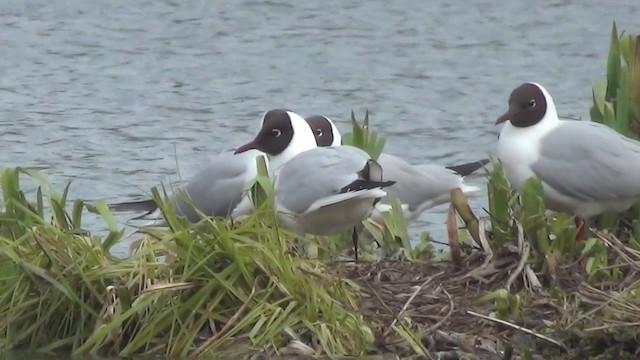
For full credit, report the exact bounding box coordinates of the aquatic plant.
[589,23,640,235]
[590,22,640,137]
[341,109,386,161]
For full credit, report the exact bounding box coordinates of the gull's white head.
[495,82,559,129]
[305,115,342,147]
[235,109,317,174]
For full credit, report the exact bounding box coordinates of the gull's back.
[376,153,463,212]
[170,150,264,221]
[274,146,371,215]
[530,120,640,216]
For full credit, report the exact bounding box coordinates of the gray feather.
[275,146,374,214]
[114,151,260,223]
[377,153,464,212]
[531,121,640,202]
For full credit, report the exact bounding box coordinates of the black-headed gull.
[304,115,488,224]
[234,109,395,262]
[496,82,640,241]
[109,114,278,225]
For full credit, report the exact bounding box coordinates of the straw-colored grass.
[3,145,640,360]
[0,166,374,358]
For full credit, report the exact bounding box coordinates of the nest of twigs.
[326,230,640,360]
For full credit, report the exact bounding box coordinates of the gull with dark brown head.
[496,82,640,241]
[109,125,272,226]
[305,115,488,224]
[235,109,395,262]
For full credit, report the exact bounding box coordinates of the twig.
[588,283,640,315]
[524,265,542,289]
[189,282,258,359]
[585,321,640,332]
[430,239,454,247]
[569,282,640,329]
[365,281,397,320]
[620,270,638,288]
[595,231,640,272]
[425,288,454,334]
[383,275,439,337]
[430,350,480,360]
[477,220,494,263]
[434,330,476,353]
[453,234,500,281]
[466,310,567,351]
[516,223,525,253]
[454,263,500,284]
[365,279,433,358]
[506,241,530,291]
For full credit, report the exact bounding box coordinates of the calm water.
[0,0,638,258]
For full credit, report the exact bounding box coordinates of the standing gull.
[496,82,640,241]
[234,110,395,262]
[305,115,488,224]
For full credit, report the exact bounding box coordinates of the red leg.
[574,217,586,242]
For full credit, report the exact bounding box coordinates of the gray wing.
[377,153,462,210]
[275,146,368,214]
[531,121,640,202]
[169,151,257,221]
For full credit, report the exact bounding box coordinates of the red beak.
[495,111,511,125]
[234,140,258,154]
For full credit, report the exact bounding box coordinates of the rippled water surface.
[0,0,638,258]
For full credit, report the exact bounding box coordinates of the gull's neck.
[327,118,343,147]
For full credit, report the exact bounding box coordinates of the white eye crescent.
[272,129,281,137]
[529,99,536,108]
[316,128,323,137]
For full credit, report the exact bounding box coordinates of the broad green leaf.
[60,181,72,208]
[520,177,550,254]
[603,101,617,129]
[606,22,621,101]
[487,160,512,247]
[591,78,607,117]
[71,199,84,229]
[630,36,640,122]
[616,65,630,134]
[619,34,633,66]
[92,199,124,250]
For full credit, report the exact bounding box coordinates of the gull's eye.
[316,128,323,137]
[527,99,536,108]
[272,129,282,137]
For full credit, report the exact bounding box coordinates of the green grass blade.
[606,21,621,101]
[591,78,608,119]
[617,64,630,134]
[36,186,44,219]
[630,36,640,122]
[92,200,124,251]
[71,200,84,229]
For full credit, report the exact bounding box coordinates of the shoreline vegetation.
[1,23,640,360]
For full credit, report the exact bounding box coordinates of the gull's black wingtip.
[108,198,158,213]
[446,159,490,177]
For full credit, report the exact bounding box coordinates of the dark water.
[0,0,638,258]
